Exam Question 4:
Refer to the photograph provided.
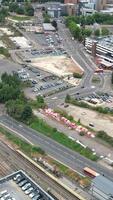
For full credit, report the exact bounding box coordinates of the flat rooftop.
[43,23,56,31]
[0,170,55,200]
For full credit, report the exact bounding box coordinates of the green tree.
[16,6,25,15]
[101,27,109,36]
[9,2,19,12]
[25,4,34,16]
[73,72,83,78]
[37,95,44,104]
[21,105,32,120]
[65,94,71,102]
[82,28,92,37]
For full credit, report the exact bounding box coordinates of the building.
[90,175,113,200]
[43,23,56,31]
[85,36,113,63]
[0,170,55,200]
[95,0,107,11]
[46,2,62,18]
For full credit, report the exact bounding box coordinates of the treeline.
[0,8,8,23]
[9,2,34,16]
[65,15,110,40]
[1,73,46,123]
[0,73,32,122]
[65,17,92,41]
[65,13,113,26]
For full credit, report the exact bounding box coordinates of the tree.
[94,29,100,37]
[52,20,57,29]
[101,27,109,36]
[69,21,81,39]
[9,2,19,12]
[82,28,92,37]
[16,7,25,15]
[37,95,44,104]
[65,94,71,102]
[43,13,50,23]
[21,105,32,121]
[25,4,34,16]
[73,72,83,78]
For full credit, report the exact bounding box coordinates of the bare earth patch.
[32,55,84,77]
[60,104,113,137]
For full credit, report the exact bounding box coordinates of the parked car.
[29,192,35,198]
[13,174,21,181]
[16,177,24,184]
[18,179,27,187]
[25,187,34,195]
[22,183,31,191]
[32,194,42,200]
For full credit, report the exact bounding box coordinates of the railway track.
[0,141,81,200]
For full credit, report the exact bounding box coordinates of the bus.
[83,167,100,178]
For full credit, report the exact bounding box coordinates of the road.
[34,110,113,160]
[0,115,113,182]
[45,23,104,108]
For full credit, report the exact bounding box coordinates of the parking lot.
[0,170,54,200]
[80,92,113,108]
[16,66,71,98]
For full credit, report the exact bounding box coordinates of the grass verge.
[0,47,10,57]
[0,125,91,187]
[0,126,45,156]
[30,117,98,161]
[9,15,33,21]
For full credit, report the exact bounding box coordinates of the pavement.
[0,115,113,182]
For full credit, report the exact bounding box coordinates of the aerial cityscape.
[0,0,113,200]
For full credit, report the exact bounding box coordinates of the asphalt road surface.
[0,115,113,182]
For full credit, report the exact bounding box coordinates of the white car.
[13,174,21,181]
[29,192,35,198]
[25,187,34,195]
[22,183,31,191]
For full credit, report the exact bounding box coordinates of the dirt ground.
[60,104,113,137]
[31,55,84,77]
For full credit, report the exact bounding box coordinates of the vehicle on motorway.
[25,187,34,194]
[83,167,100,178]
[18,179,27,187]
[22,183,31,191]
